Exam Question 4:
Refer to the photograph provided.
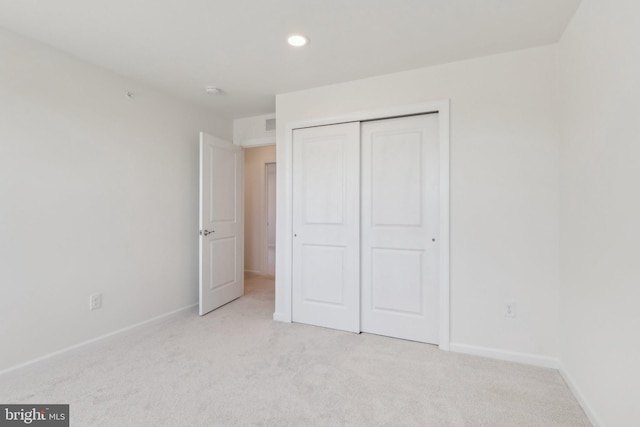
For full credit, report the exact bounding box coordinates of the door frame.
[275,100,451,351]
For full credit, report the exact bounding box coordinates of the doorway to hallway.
[244,145,276,279]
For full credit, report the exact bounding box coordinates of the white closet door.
[292,122,360,332]
[361,114,440,343]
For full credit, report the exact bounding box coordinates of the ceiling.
[0,0,581,119]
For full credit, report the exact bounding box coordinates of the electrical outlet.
[504,301,516,318]
[90,293,102,311]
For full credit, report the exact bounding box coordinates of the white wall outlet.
[504,301,516,318]
[90,293,102,311]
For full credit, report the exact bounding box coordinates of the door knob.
[201,229,215,236]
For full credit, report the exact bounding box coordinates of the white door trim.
[275,100,451,351]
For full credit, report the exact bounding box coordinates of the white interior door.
[361,114,440,343]
[292,123,360,332]
[199,132,244,316]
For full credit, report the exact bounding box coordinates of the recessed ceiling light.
[287,34,309,47]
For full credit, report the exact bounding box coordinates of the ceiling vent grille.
[265,118,276,132]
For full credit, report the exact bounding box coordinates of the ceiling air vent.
[265,118,276,132]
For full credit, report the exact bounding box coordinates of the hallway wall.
[244,145,276,275]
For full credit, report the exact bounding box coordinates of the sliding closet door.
[361,114,440,344]
[292,123,360,332]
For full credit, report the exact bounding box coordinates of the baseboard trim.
[449,342,559,369]
[273,312,291,323]
[0,303,198,376]
[559,364,602,427]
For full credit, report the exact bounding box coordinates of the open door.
[199,132,244,316]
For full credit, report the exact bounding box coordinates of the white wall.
[0,28,231,372]
[275,45,561,363]
[243,145,276,275]
[233,113,275,147]
[558,0,640,424]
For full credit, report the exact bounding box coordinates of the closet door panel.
[292,122,360,332]
[361,114,440,344]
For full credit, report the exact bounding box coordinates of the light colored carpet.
[0,275,590,426]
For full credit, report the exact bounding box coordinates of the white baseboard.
[244,269,262,275]
[273,312,291,323]
[0,303,197,376]
[559,364,602,427]
[449,342,559,369]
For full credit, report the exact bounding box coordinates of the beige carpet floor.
[0,275,590,426]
